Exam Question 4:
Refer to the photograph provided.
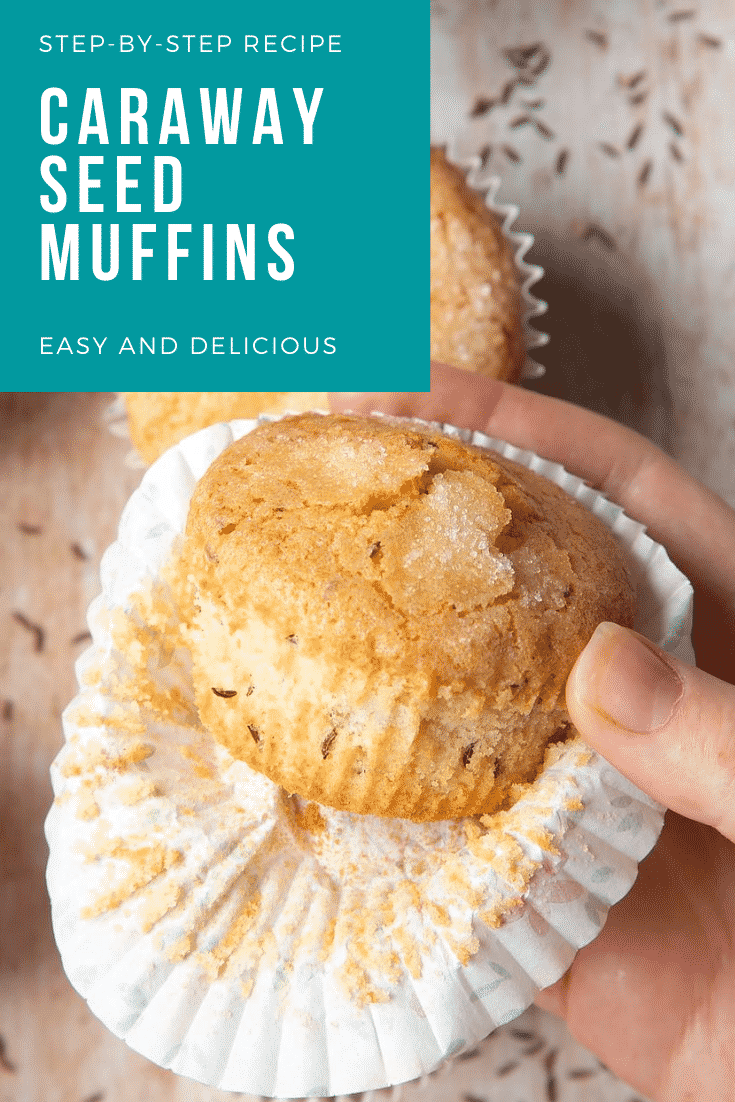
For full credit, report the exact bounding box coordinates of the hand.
[331,365,735,1102]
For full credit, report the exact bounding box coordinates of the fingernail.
[572,622,684,734]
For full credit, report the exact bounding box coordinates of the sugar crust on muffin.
[431,147,526,381]
[176,413,635,822]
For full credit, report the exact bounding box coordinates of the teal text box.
[4,0,428,391]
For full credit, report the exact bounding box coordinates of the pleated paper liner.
[46,416,692,1097]
[441,142,549,381]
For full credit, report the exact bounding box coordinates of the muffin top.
[176,413,634,821]
[431,148,525,381]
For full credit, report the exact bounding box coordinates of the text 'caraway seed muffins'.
[176,413,634,821]
[431,147,525,381]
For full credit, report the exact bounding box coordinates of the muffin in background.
[124,156,528,465]
[177,412,635,822]
[125,391,328,465]
[431,147,525,381]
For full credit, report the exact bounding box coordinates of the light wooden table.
[3,6,735,1099]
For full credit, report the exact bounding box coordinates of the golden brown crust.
[176,413,634,821]
[125,392,329,464]
[430,148,525,381]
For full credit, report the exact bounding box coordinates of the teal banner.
[4,1,428,391]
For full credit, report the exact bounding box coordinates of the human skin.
[331,364,735,1102]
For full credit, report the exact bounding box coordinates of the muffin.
[176,412,634,822]
[125,391,328,464]
[48,413,688,1094]
[431,147,526,380]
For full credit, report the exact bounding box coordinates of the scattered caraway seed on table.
[0,1036,17,1073]
[496,1060,519,1077]
[584,30,609,49]
[626,124,644,150]
[555,149,570,175]
[11,611,45,652]
[619,70,647,89]
[470,96,496,118]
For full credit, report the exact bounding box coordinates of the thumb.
[566,622,735,843]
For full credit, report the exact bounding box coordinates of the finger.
[567,622,735,842]
[330,363,504,425]
[335,363,735,607]
[534,972,569,1020]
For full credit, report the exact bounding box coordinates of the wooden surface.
[3,5,735,1100]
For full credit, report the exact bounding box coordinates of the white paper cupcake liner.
[46,416,692,1098]
[442,142,549,381]
[102,392,144,468]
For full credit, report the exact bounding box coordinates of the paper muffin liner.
[46,416,692,1098]
[441,142,549,381]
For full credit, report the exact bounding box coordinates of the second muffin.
[125,391,328,464]
[431,148,526,380]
